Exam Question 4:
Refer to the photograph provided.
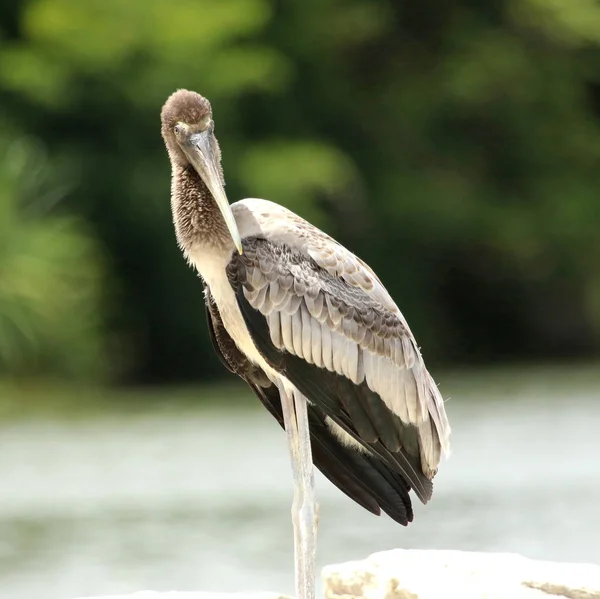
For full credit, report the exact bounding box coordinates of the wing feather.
[291,309,303,357]
[227,236,450,493]
[203,284,414,525]
[301,301,313,364]
[268,310,282,348]
[311,316,323,368]
[321,321,333,371]
[281,310,293,350]
[332,330,344,375]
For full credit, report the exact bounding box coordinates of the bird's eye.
[174,124,183,136]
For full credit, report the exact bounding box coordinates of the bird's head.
[161,89,242,253]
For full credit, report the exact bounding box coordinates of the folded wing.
[204,287,415,524]
[226,236,451,504]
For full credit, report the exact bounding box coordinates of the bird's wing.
[226,236,450,503]
[305,235,400,315]
[231,197,400,314]
[204,285,415,525]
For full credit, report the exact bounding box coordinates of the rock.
[68,551,600,599]
[322,549,600,599]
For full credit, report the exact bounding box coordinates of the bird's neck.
[170,165,234,255]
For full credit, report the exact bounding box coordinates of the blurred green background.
[2,0,599,388]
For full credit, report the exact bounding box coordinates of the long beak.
[180,131,243,254]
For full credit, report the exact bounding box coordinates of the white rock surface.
[68,551,600,599]
[322,549,600,599]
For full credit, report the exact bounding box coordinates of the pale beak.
[180,130,243,254]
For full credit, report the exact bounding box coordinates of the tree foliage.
[0,0,599,381]
[0,137,107,379]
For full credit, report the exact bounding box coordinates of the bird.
[160,89,451,599]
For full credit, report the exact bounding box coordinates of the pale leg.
[280,385,318,599]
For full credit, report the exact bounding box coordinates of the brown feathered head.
[160,89,241,253]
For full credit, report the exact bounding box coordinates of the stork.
[160,89,451,599]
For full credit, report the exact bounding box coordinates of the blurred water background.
[1,0,600,597]
[1,365,599,599]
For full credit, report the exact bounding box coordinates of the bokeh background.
[1,1,599,598]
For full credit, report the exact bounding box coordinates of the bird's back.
[227,198,451,481]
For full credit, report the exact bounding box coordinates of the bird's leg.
[279,385,318,599]
[293,388,318,599]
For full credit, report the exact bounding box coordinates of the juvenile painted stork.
[161,89,451,599]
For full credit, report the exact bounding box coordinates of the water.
[1,366,599,599]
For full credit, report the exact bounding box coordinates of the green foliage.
[0,137,108,379]
[238,141,359,226]
[0,0,599,382]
